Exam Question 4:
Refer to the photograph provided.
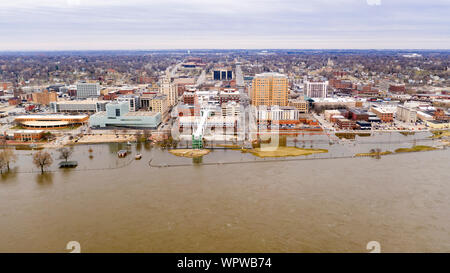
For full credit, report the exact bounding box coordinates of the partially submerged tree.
[58,147,73,162]
[0,156,6,174]
[41,132,54,141]
[0,149,17,171]
[33,151,53,174]
[135,131,143,142]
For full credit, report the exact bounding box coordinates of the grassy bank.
[335,132,371,139]
[430,130,450,139]
[216,144,241,149]
[169,149,211,158]
[395,145,437,153]
[241,146,328,158]
[355,151,393,157]
[399,132,416,136]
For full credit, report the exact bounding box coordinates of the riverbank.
[241,147,328,158]
[430,130,450,139]
[355,151,393,157]
[169,149,211,158]
[395,145,438,153]
[74,134,136,144]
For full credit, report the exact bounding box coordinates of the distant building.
[76,83,100,98]
[89,101,161,129]
[348,108,369,121]
[304,80,328,98]
[140,93,168,118]
[116,95,140,112]
[370,106,394,123]
[32,90,58,105]
[182,91,196,105]
[397,105,417,123]
[426,120,450,129]
[356,121,371,130]
[389,84,406,94]
[160,76,177,106]
[433,108,450,121]
[288,99,309,113]
[213,68,233,81]
[219,90,240,105]
[13,130,44,142]
[336,118,357,130]
[251,72,288,106]
[255,105,302,130]
[150,94,169,120]
[50,100,108,113]
[221,101,242,117]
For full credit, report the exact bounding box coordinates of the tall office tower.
[304,80,328,98]
[212,68,233,80]
[76,83,100,98]
[251,72,288,106]
[160,76,177,107]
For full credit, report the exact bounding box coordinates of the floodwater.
[0,132,449,252]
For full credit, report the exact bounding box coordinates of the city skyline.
[0,0,449,50]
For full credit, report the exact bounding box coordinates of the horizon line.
[1,48,449,52]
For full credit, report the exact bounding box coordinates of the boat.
[127,141,132,146]
[58,161,78,168]
[135,154,142,160]
[117,150,128,157]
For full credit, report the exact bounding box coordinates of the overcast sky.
[0,0,449,50]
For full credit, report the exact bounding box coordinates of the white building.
[221,101,241,117]
[160,76,177,107]
[304,80,328,98]
[76,83,100,98]
[116,95,140,112]
[397,105,417,123]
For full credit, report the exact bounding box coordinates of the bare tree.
[33,151,53,174]
[135,131,142,142]
[0,149,17,171]
[0,137,6,147]
[0,156,6,174]
[58,147,73,162]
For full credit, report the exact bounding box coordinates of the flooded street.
[0,134,449,252]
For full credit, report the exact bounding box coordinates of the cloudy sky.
[0,0,449,50]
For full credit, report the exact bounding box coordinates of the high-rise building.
[160,76,177,107]
[304,80,328,98]
[212,68,233,81]
[251,72,288,106]
[76,83,100,98]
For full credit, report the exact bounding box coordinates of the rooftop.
[254,72,287,78]
[15,114,88,120]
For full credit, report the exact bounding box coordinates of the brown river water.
[0,134,449,253]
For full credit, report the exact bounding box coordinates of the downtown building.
[76,83,101,99]
[212,67,233,81]
[304,80,328,98]
[251,72,289,106]
[50,99,108,114]
[89,101,161,129]
[160,76,178,107]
